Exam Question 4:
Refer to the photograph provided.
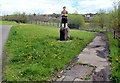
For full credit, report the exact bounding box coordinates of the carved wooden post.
[60,6,70,41]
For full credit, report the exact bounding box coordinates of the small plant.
[84,74,92,80]
[66,66,72,70]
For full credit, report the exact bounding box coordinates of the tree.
[97,9,107,29]
[105,1,119,35]
[90,16,99,28]
[89,9,107,29]
[68,14,85,29]
[107,11,118,28]
[118,1,120,34]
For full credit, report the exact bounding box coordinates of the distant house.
[83,13,96,19]
[82,13,97,23]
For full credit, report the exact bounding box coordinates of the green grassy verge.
[0,21,18,25]
[84,29,120,83]
[3,25,95,81]
[107,33,120,83]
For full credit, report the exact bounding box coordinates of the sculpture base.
[60,27,70,41]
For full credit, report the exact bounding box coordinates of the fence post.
[114,30,116,39]
[36,20,37,24]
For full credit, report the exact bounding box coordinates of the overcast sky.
[0,0,115,16]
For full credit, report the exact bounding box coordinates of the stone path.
[55,33,110,82]
[0,25,12,82]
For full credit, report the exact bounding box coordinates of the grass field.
[3,25,95,81]
[0,21,18,25]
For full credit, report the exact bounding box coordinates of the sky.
[0,0,115,16]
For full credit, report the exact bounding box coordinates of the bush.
[68,24,79,29]
[68,14,85,29]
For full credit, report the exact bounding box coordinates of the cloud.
[0,0,75,15]
[0,0,114,16]
[77,0,113,14]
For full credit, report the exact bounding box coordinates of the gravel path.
[0,25,12,82]
[55,32,111,82]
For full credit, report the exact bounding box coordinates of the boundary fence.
[80,27,120,40]
[26,21,120,40]
[27,20,61,28]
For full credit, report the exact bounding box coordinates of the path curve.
[0,25,13,82]
[56,32,111,82]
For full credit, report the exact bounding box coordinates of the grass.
[107,33,120,83]
[84,73,92,80]
[83,29,120,83]
[0,21,18,25]
[83,23,91,28]
[3,24,95,81]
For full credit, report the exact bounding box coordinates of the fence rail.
[27,20,61,27]
[26,21,120,40]
[80,27,120,40]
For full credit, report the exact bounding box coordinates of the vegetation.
[83,29,120,83]
[2,1,119,82]
[90,16,99,28]
[2,13,85,29]
[90,10,107,29]
[84,74,92,80]
[107,33,120,83]
[27,14,85,28]
[89,1,120,36]
[2,13,60,24]
[0,21,18,25]
[2,13,27,23]
[68,14,85,29]
[3,25,95,81]
[83,1,119,36]
[97,10,107,29]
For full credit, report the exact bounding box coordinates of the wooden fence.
[26,21,120,40]
[27,20,61,27]
[80,27,120,40]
